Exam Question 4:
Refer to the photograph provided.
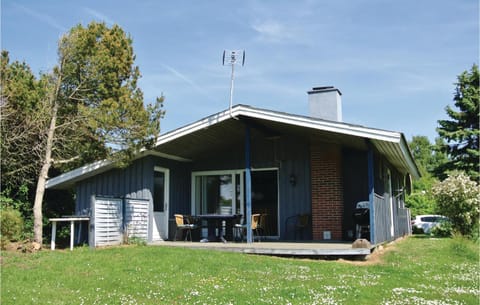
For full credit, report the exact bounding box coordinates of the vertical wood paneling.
[373,193,393,244]
[278,136,311,239]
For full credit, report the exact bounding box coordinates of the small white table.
[49,217,90,251]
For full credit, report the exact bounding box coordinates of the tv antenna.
[223,49,245,118]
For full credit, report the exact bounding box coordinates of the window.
[153,171,165,212]
[194,173,236,215]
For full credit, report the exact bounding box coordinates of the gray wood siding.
[277,137,312,240]
[186,134,313,239]
[152,157,192,217]
[76,157,190,215]
[76,157,155,209]
[76,157,192,207]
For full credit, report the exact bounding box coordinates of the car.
[411,215,449,234]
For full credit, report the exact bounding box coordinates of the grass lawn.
[1,236,478,305]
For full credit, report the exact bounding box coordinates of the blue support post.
[245,125,253,243]
[367,142,375,244]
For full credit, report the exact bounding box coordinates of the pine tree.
[437,64,479,181]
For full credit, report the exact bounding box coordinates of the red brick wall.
[310,143,343,240]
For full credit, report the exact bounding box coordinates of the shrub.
[412,226,425,234]
[432,172,480,237]
[430,221,453,237]
[405,174,437,216]
[126,236,147,246]
[1,186,33,239]
[1,206,24,246]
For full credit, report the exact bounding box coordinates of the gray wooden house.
[46,86,420,247]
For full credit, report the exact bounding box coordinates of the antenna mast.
[223,49,245,118]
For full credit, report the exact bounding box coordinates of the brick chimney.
[308,86,342,122]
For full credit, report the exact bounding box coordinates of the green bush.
[412,226,425,234]
[1,206,24,243]
[1,186,33,239]
[126,236,147,246]
[430,221,453,237]
[405,174,437,217]
[432,171,480,237]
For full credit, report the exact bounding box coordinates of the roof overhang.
[45,150,191,189]
[46,104,420,189]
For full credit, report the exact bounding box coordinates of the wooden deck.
[150,241,371,258]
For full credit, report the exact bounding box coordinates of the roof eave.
[46,104,421,189]
[45,159,114,189]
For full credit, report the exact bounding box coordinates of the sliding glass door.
[193,171,243,215]
[192,169,278,236]
[250,170,278,236]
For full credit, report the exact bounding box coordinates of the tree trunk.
[32,78,61,246]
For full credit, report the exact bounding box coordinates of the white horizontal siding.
[125,199,149,241]
[95,198,123,247]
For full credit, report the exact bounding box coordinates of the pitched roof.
[46,104,420,189]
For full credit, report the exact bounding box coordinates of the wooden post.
[245,125,253,243]
[367,141,375,244]
[51,221,57,250]
[70,221,75,251]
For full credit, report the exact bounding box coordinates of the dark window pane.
[154,171,165,212]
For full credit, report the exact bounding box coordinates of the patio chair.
[257,213,268,240]
[285,214,310,240]
[174,214,198,241]
[234,213,261,242]
[232,214,244,241]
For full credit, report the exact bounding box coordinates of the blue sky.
[2,0,478,141]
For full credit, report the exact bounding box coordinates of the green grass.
[1,236,479,305]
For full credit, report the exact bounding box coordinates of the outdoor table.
[49,216,90,251]
[196,214,240,243]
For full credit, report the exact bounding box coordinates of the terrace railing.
[371,193,412,245]
[372,194,391,245]
[395,206,412,237]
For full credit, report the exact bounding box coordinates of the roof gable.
[46,104,420,189]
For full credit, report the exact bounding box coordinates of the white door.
[152,167,169,241]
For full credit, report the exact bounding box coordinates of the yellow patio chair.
[174,214,198,241]
[234,213,262,242]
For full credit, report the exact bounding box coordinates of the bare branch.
[52,155,80,165]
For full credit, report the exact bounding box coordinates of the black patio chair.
[285,214,310,240]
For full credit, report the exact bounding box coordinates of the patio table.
[196,214,241,243]
[49,216,90,251]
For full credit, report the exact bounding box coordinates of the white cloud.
[12,3,66,32]
[159,64,218,103]
[251,20,300,43]
[83,7,115,25]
